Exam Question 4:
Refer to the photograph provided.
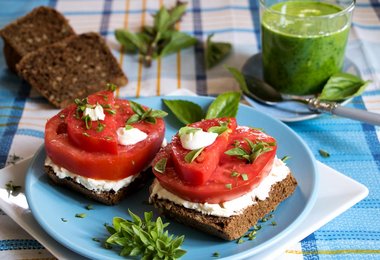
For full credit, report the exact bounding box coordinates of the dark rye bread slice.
[0,6,75,72]
[45,165,151,205]
[16,32,128,108]
[150,173,297,240]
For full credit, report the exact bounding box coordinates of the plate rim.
[25,95,319,259]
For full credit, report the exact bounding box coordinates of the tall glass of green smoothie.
[260,0,355,95]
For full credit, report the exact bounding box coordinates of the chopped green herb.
[230,171,240,177]
[5,181,22,197]
[105,109,116,115]
[75,213,86,218]
[237,237,245,244]
[271,221,277,226]
[154,158,168,173]
[96,122,105,132]
[241,173,248,181]
[225,183,232,190]
[212,251,220,257]
[124,124,133,130]
[128,101,168,124]
[208,121,229,135]
[105,136,113,141]
[85,204,94,210]
[319,149,330,158]
[82,132,90,137]
[92,237,101,242]
[281,155,291,162]
[105,210,186,259]
[61,218,68,222]
[225,139,275,163]
[106,83,118,92]
[184,147,204,163]
[178,126,201,136]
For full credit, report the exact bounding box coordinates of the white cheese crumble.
[117,127,148,146]
[179,128,218,150]
[45,157,138,193]
[83,103,105,121]
[149,157,291,217]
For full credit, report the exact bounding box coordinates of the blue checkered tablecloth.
[0,0,379,259]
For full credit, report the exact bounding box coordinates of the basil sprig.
[105,210,186,259]
[115,2,197,67]
[163,91,241,125]
[319,72,370,101]
[127,101,168,124]
[225,138,275,163]
[205,34,232,69]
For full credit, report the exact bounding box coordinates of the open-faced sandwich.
[149,117,297,240]
[44,86,166,205]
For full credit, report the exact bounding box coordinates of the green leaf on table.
[319,72,370,101]
[115,29,148,54]
[159,31,197,57]
[205,34,232,69]
[225,66,250,94]
[163,99,204,124]
[205,91,241,119]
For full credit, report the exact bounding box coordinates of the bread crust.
[0,6,75,71]
[45,165,151,205]
[150,173,297,240]
[16,32,128,108]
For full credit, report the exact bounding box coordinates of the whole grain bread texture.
[0,6,75,72]
[45,165,151,205]
[16,32,128,108]
[150,173,297,240]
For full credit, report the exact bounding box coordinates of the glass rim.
[259,0,356,19]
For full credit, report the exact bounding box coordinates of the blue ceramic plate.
[25,96,319,259]
[242,53,359,122]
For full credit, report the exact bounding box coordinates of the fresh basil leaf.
[159,31,197,58]
[205,91,241,119]
[207,122,228,134]
[148,109,168,118]
[178,126,201,136]
[167,2,187,29]
[115,29,146,53]
[319,72,370,101]
[154,7,171,32]
[184,147,204,163]
[163,99,204,125]
[224,147,248,157]
[154,158,167,173]
[226,66,250,95]
[129,101,146,115]
[205,34,232,69]
[126,114,140,124]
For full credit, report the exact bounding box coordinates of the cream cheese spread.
[149,157,290,217]
[45,157,138,193]
[84,103,105,121]
[117,127,148,146]
[179,128,218,150]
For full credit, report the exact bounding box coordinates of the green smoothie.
[261,1,351,95]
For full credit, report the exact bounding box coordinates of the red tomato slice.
[66,91,119,154]
[45,99,165,180]
[170,118,237,185]
[152,124,277,203]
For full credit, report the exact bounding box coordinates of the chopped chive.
[225,183,232,190]
[319,149,330,158]
[85,204,93,210]
[241,173,248,181]
[105,109,116,115]
[230,171,240,177]
[75,213,86,218]
[61,218,68,222]
[281,155,291,162]
[236,237,245,244]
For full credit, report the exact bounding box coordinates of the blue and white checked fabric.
[0,0,379,259]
